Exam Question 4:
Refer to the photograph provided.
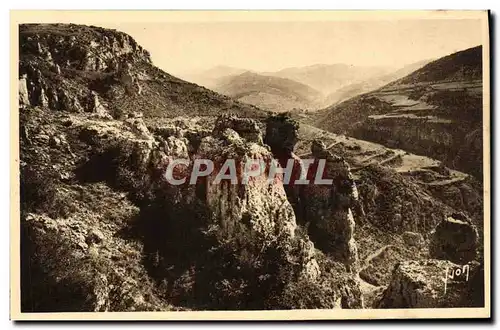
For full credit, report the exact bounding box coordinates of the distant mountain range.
[181,65,247,89]
[321,59,432,106]
[180,62,432,112]
[268,64,391,95]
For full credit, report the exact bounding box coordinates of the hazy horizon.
[99,19,482,76]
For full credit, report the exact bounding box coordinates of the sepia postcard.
[10,10,490,320]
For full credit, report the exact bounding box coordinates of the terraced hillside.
[296,124,484,305]
[315,46,484,179]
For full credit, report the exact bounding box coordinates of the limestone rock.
[86,229,106,245]
[264,113,299,154]
[263,115,362,273]
[19,75,30,106]
[377,259,483,308]
[47,87,59,109]
[23,67,49,107]
[195,127,320,282]
[213,114,263,144]
[58,90,84,113]
[88,91,112,119]
[302,140,361,272]
[124,117,152,140]
[429,213,478,263]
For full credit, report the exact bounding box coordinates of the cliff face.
[20,23,151,72]
[264,115,362,273]
[19,24,267,120]
[294,124,484,306]
[315,46,484,180]
[352,113,482,180]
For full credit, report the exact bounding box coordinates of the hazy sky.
[100,19,482,75]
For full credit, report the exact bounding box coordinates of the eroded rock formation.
[429,213,478,264]
[21,108,363,310]
[19,23,484,313]
[264,114,362,273]
[302,140,361,272]
[377,259,484,308]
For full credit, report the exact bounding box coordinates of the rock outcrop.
[263,114,304,217]
[264,114,362,273]
[18,23,266,120]
[302,140,361,272]
[20,184,172,312]
[356,165,456,233]
[19,74,30,106]
[377,259,484,308]
[19,23,484,313]
[429,213,478,264]
[193,116,321,283]
[264,113,299,155]
[20,24,151,73]
[87,91,112,119]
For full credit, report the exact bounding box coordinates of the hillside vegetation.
[314,46,483,179]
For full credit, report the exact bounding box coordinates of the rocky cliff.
[293,124,485,307]
[19,24,268,120]
[264,115,362,273]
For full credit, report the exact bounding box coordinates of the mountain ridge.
[19,23,269,121]
[314,45,483,179]
[212,71,323,112]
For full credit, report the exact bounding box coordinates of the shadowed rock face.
[264,113,299,156]
[429,213,478,264]
[194,116,321,284]
[264,114,362,272]
[302,140,361,272]
[377,259,484,308]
